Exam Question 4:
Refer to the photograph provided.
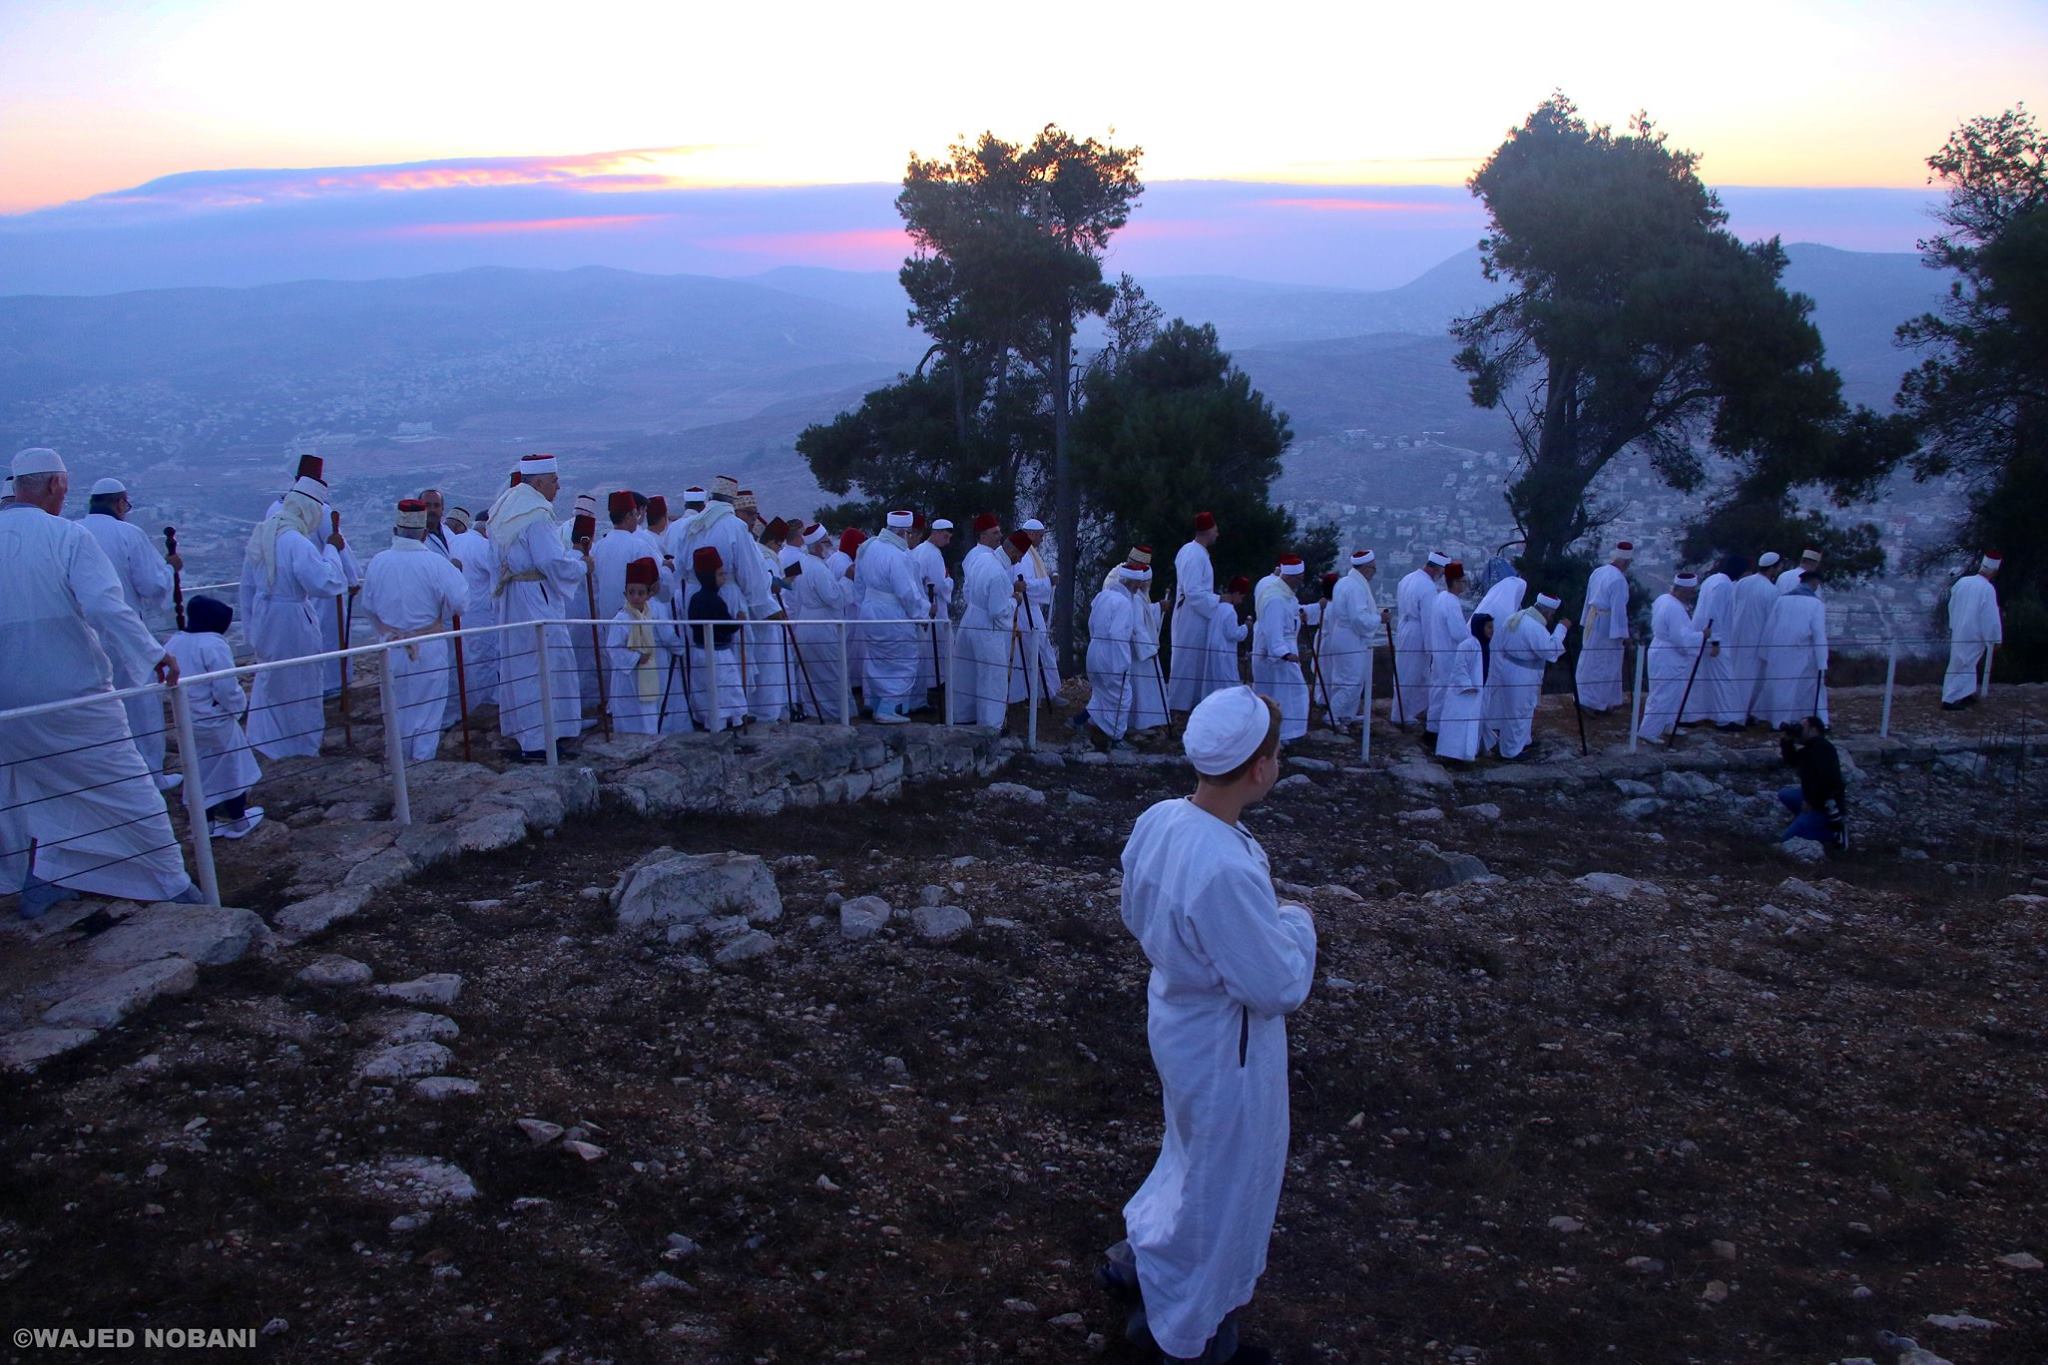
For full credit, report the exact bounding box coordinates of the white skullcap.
[1348,549,1374,566]
[90,477,127,497]
[1674,571,1700,588]
[1757,551,1782,568]
[520,453,559,476]
[1021,518,1046,533]
[12,447,65,477]
[1800,547,1823,564]
[929,518,954,531]
[1184,686,1274,777]
[1535,592,1562,610]
[289,474,327,502]
[446,505,471,527]
[1426,550,1450,568]
[886,510,914,529]
[1981,553,2002,570]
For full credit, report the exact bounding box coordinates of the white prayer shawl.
[677,502,775,620]
[1250,575,1308,741]
[83,512,177,776]
[1473,574,1526,625]
[492,499,585,753]
[1494,608,1567,758]
[1393,568,1435,721]
[1727,572,1780,721]
[1943,573,2003,704]
[442,527,499,724]
[1422,587,1468,734]
[1639,592,1708,741]
[604,602,684,734]
[1575,562,1631,710]
[909,539,951,690]
[856,531,924,711]
[164,631,261,803]
[1434,634,1485,762]
[1754,588,1830,728]
[790,552,855,724]
[1120,798,1316,1360]
[1085,585,1138,741]
[1322,571,1378,725]
[591,527,667,619]
[0,506,189,901]
[1168,539,1220,710]
[1015,542,1060,700]
[950,547,1018,728]
[246,490,323,594]
[237,525,345,760]
[1204,602,1248,689]
[361,539,469,761]
[1684,572,1738,724]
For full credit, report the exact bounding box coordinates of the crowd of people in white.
[0,444,2012,922]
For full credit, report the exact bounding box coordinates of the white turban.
[1348,549,1374,566]
[1117,563,1150,584]
[1535,592,1562,610]
[1021,518,1046,533]
[1800,547,1823,564]
[804,522,829,545]
[12,448,65,477]
[886,510,914,529]
[519,453,559,477]
[683,486,708,507]
[1184,686,1274,777]
[1981,553,2002,571]
[1426,550,1450,568]
[1674,572,1699,588]
[90,477,127,496]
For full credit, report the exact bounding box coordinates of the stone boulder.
[42,958,198,1030]
[1574,872,1668,902]
[1659,770,1720,800]
[612,849,783,934]
[1415,853,1491,892]
[1388,762,1455,791]
[840,896,892,942]
[912,905,973,943]
[86,903,274,969]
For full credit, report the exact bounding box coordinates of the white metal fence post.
[1025,621,1040,751]
[1628,637,1647,755]
[701,627,718,731]
[1981,643,1995,700]
[168,680,220,907]
[944,617,959,728]
[533,623,558,767]
[1881,638,1898,738]
[1360,658,1372,764]
[837,622,851,727]
[378,650,412,826]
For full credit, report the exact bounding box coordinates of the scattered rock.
[713,930,775,966]
[1701,1280,1729,1303]
[517,1118,563,1146]
[1994,1251,2042,1270]
[1574,872,1667,901]
[1613,779,1655,797]
[613,849,783,933]
[1002,1298,1040,1314]
[42,958,199,1030]
[0,1026,98,1073]
[348,1156,478,1206]
[297,955,374,989]
[413,1077,479,1101]
[1658,770,1720,800]
[839,896,893,942]
[368,1011,459,1045]
[359,1041,453,1081]
[1396,807,1446,824]
[1618,796,1665,820]
[1923,1312,1996,1332]
[1711,1239,1737,1262]
[375,973,463,1007]
[1624,1255,1666,1275]
[1548,1216,1584,1234]
[563,1140,606,1162]
[85,903,274,968]
[984,782,1047,805]
[389,1212,432,1234]
[1389,761,1455,790]
[912,905,973,943]
[639,1271,690,1292]
[1270,773,1314,792]
[1416,852,1491,891]
[1458,803,1502,822]
[1779,837,1827,864]
[1777,878,1828,904]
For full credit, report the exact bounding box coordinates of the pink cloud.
[705,226,911,264]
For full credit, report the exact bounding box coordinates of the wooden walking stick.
[336,592,354,750]
[450,612,472,762]
[1386,616,1408,728]
[1673,617,1716,740]
[574,516,611,740]
[164,526,185,631]
[788,620,824,720]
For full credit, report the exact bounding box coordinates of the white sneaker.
[222,810,265,840]
[872,709,909,725]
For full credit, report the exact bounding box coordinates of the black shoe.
[1942,700,1965,711]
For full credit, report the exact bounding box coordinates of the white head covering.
[929,518,954,532]
[1276,557,1304,577]
[886,510,914,530]
[1673,571,1700,588]
[1757,551,1782,568]
[445,505,472,530]
[520,452,559,477]
[1117,562,1150,584]
[12,448,65,477]
[246,476,328,588]
[395,503,429,532]
[1348,549,1374,567]
[1425,550,1450,568]
[713,474,740,498]
[1534,592,1562,610]
[1184,686,1274,777]
[804,522,829,546]
[683,486,708,507]
[1021,517,1046,533]
[1981,553,2003,571]
[89,477,127,497]
[1800,547,1823,565]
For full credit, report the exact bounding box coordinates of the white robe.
[490,493,585,754]
[1085,585,1138,741]
[320,540,363,698]
[856,532,924,715]
[442,527,498,726]
[1168,540,1220,710]
[827,547,866,688]
[83,512,177,780]
[790,551,855,723]
[1639,592,1709,742]
[360,539,469,762]
[1473,574,1526,626]
[164,631,261,806]
[746,543,794,722]
[680,586,749,730]
[909,539,951,691]
[1494,608,1567,758]
[1683,572,1738,725]
[239,527,346,760]
[1120,798,1316,1360]
[1128,595,1169,732]
[1322,571,1378,726]
[1392,568,1435,724]
[605,602,686,735]
[1250,576,1308,741]
[1943,573,2002,704]
[1434,634,1485,762]
[950,545,1017,728]
[1015,542,1060,700]
[1726,571,1780,722]
[0,506,190,901]
[1423,587,1468,734]
[1755,588,1830,728]
[1575,563,1630,711]
[1205,602,1247,688]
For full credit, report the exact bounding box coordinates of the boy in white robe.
[791,524,857,724]
[1435,614,1490,763]
[164,595,264,839]
[1104,686,1316,1365]
[1205,577,1251,690]
[682,547,749,730]
[1085,562,1144,747]
[605,557,682,735]
[360,499,470,763]
[1250,556,1309,741]
[1942,554,2003,708]
[1423,561,1471,734]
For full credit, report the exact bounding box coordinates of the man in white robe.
[239,474,348,760]
[442,505,499,727]
[1575,541,1634,711]
[857,511,925,723]
[2,449,199,914]
[488,454,586,760]
[950,524,1024,729]
[1423,560,1472,735]
[1168,512,1222,712]
[1435,614,1489,763]
[790,524,856,724]
[360,499,469,762]
[910,517,954,699]
[1639,572,1714,744]
[1250,556,1309,741]
[747,518,795,723]
[1777,546,1823,596]
[1392,552,1445,726]
[1494,594,1569,759]
[1085,561,1145,747]
[1014,517,1062,703]
[1472,570,1525,749]
[1729,552,1785,724]
[830,527,867,697]
[1942,553,2003,708]
[1683,556,1743,728]
[1755,568,1830,728]
[1107,685,1315,1365]
[80,476,181,787]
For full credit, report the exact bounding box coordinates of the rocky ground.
[1,686,2045,1364]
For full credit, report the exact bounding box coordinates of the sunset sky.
[1,0,2042,293]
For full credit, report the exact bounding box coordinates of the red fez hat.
[1444,559,1466,583]
[1278,554,1304,567]
[1321,571,1339,588]
[396,497,426,512]
[764,516,788,541]
[646,496,668,521]
[295,454,324,481]
[1227,575,1251,594]
[972,512,1000,533]
[839,528,866,554]
[624,557,660,587]
[607,490,636,517]
[1007,530,1033,552]
[1193,511,1216,532]
[572,512,596,543]
[692,546,722,572]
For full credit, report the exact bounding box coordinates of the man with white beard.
[80,476,181,788]
[1321,549,1381,730]
[1728,551,1785,724]
[1639,571,1715,745]
[2,448,201,916]
[1168,512,1222,712]
[1251,555,1309,741]
[1942,553,2003,709]
[1684,555,1746,729]
[1756,563,1830,728]
[487,453,587,762]
[790,523,855,724]
[1085,559,1147,750]
[239,471,348,760]
[857,510,926,723]
[1423,560,1471,735]
[441,504,498,726]
[1575,541,1634,712]
[1393,551,1446,726]
[360,499,469,762]
[1493,593,1570,760]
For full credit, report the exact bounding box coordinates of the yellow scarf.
[624,606,660,702]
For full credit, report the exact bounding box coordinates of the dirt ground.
[2,689,2046,1364]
